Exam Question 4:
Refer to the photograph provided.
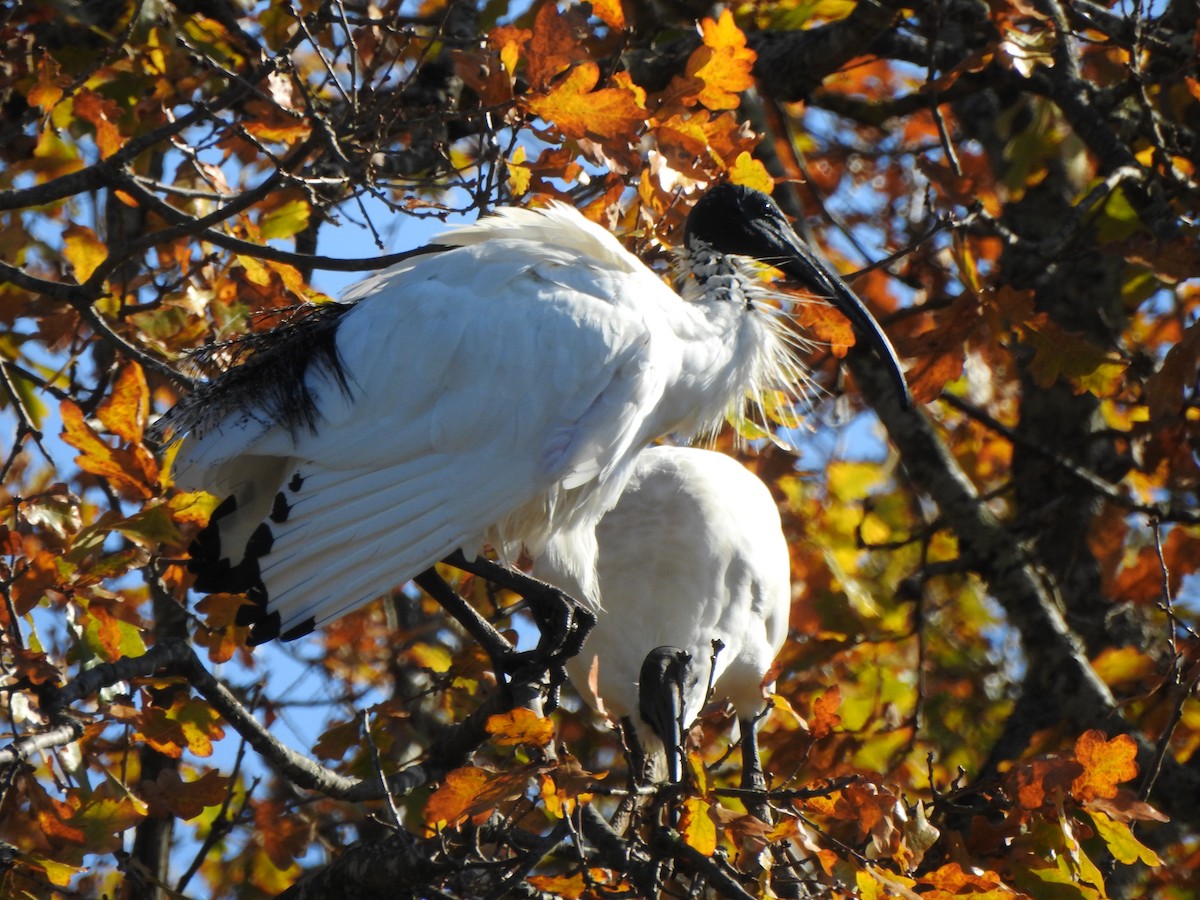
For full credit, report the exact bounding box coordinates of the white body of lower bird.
[534,445,791,760]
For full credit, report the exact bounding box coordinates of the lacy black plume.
[152,302,354,444]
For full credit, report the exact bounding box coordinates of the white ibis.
[159,184,906,644]
[533,446,790,809]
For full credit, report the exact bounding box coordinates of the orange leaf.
[426,765,531,830]
[27,58,66,111]
[486,708,555,747]
[73,89,125,158]
[525,1,589,89]
[527,873,587,899]
[1015,757,1083,810]
[590,0,625,30]
[810,685,842,739]
[685,10,757,110]
[1072,730,1138,802]
[524,62,645,142]
[98,363,149,445]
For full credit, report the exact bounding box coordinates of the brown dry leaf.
[254,799,312,870]
[143,769,232,820]
[809,685,842,739]
[525,1,589,89]
[1015,756,1083,811]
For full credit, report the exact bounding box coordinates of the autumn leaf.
[1015,757,1083,810]
[260,197,311,241]
[26,57,66,111]
[685,10,757,110]
[540,754,601,818]
[97,363,149,445]
[80,603,146,662]
[141,769,231,820]
[60,401,157,498]
[62,224,107,283]
[426,765,534,830]
[810,685,842,739]
[1023,317,1128,396]
[254,799,312,870]
[727,151,773,193]
[1072,730,1137,802]
[487,708,555,747]
[589,0,625,30]
[680,797,718,856]
[524,62,645,142]
[527,872,586,899]
[1086,809,1161,866]
[73,89,125,158]
[524,1,589,89]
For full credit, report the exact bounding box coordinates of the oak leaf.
[685,10,757,110]
[1071,730,1137,802]
[524,62,645,142]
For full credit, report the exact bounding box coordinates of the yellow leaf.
[409,642,453,673]
[237,254,271,286]
[26,854,84,887]
[524,61,645,142]
[826,460,883,503]
[727,151,774,193]
[680,797,717,856]
[63,224,107,283]
[98,363,148,444]
[507,146,531,196]
[1086,810,1161,866]
[260,198,311,240]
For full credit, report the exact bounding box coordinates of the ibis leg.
[444,550,594,704]
[740,718,771,822]
[412,568,514,675]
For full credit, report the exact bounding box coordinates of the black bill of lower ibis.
[638,646,696,785]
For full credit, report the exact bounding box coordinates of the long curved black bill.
[763,220,912,410]
[639,646,692,784]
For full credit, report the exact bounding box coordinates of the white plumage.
[534,446,790,775]
[163,185,906,644]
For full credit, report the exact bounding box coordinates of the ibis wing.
[176,239,673,640]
